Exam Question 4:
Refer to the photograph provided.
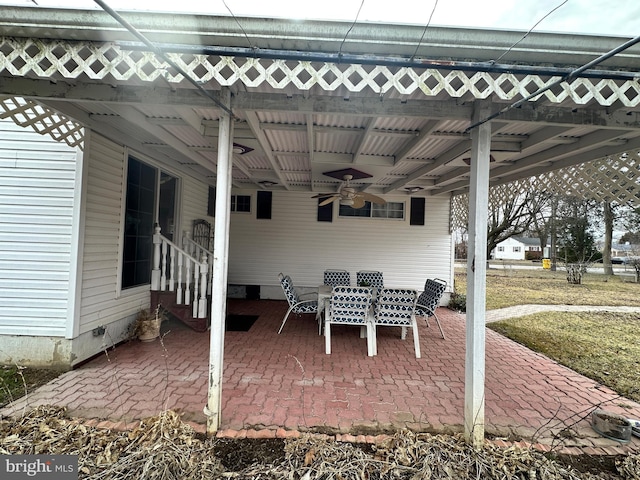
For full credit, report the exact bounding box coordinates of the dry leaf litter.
[1,405,638,479]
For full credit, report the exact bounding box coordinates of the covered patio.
[3,299,639,452]
[1,5,640,445]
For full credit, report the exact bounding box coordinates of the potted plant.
[134,306,164,342]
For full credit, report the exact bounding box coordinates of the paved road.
[455,262,637,275]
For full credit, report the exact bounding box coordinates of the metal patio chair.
[356,270,384,289]
[372,288,420,358]
[415,278,447,339]
[277,273,319,334]
[324,286,375,356]
[323,269,351,287]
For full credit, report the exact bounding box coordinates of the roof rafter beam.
[394,119,441,165]
[40,99,223,183]
[487,128,631,179]
[306,113,316,188]
[96,105,217,173]
[243,110,290,189]
[434,132,640,196]
[383,140,472,193]
[353,118,376,164]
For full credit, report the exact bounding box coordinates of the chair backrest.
[328,286,373,324]
[374,288,417,326]
[324,269,351,287]
[278,273,299,306]
[356,270,384,288]
[417,278,447,315]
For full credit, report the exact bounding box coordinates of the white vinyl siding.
[228,191,452,292]
[0,118,80,336]
[179,175,213,244]
[78,134,149,333]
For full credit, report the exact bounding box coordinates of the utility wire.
[492,0,568,64]
[466,33,640,132]
[338,0,366,57]
[410,0,439,61]
[93,0,235,117]
[222,0,256,51]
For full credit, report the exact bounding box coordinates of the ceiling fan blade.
[319,196,340,206]
[311,192,337,199]
[358,192,386,205]
[351,196,366,209]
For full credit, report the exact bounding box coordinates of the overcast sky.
[1,0,639,37]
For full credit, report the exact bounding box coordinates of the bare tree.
[486,189,549,258]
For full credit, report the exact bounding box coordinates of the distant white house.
[492,237,544,261]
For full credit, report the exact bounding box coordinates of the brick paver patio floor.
[3,299,639,451]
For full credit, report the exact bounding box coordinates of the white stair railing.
[151,225,209,319]
[182,231,214,281]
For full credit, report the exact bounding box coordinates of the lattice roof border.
[0,95,84,149]
[2,37,640,106]
[451,150,640,231]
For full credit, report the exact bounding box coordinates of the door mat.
[225,314,259,332]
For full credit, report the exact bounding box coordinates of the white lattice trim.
[2,37,640,106]
[0,96,84,149]
[451,151,640,230]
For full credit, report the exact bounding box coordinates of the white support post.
[207,88,234,434]
[465,99,491,446]
[151,224,161,290]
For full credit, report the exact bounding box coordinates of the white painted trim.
[115,146,129,299]
[207,88,233,433]
[66,131,88,339]
[464,100,491,446]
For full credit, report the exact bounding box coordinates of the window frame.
[231,194,251,213]
[338,200,405,220]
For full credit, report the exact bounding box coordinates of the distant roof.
[512,237,543,246]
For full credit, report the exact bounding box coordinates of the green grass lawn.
[488,311,640,403]
[453,266,640,404]
[455,268,640,310]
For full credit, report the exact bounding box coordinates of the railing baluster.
[192,263,200,318]
[169,245,176,292]
[176,252,184,304]
[160,239,167,291]
[151,225,161,290]
[198,253,208,318]
[185,258,192,305]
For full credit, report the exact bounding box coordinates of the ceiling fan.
[312,174,386,209]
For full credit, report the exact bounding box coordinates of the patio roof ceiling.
[1,6,640,199]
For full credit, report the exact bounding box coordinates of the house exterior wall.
[0,118,82,367]
[0,118,80,337]
[227,190,453,298]
[492,237,525,260]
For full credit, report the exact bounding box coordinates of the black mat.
[225,314,259,332]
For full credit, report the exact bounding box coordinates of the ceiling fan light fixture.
[340,198,355,206]
[258,180,277,187]
[405,186,424,193]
